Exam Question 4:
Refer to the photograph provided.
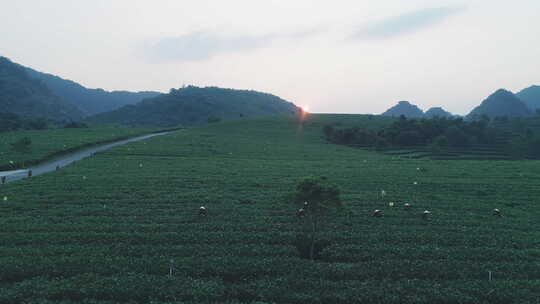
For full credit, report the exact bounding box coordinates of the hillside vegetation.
[0,57,83,120]
[1,114,540,303]
[88,86,299,127]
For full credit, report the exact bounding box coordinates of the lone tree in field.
[292,176,343,260]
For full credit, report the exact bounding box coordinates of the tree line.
[324,115,540,158]
[0,112,87,133]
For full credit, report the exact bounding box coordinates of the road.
[0,131,172,184]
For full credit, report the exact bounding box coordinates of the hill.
[468,89,533,119]
[424,106,454,118]
[0,57,83,120]
[2,114,540,302]
[516,85,540,111]
[88,85,299,127]
[381,100,424,118]
[24,67,161,117]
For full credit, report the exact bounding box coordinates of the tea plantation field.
[0,126,161,170]
[1,114,540,303]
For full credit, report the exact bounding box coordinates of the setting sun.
[302,106,310,112]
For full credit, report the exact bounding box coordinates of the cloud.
[143,29,317,62]
[351,6,466,40]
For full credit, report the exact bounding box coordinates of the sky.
[1,0,539,115]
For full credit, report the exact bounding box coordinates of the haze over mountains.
[1,55,540,126]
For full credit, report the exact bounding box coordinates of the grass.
[1,114,540,303]
[0,126,162,170]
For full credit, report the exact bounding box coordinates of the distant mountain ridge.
[467,89,533,119]
[424,107,454,118]
[88,86,299,127]
[381,101,455,118]
[517,85,540,111]
[381,101,424,118]
[381,86,540,120]
[0,57,83,120]
[24,67,161,116]
[4,55,539,122]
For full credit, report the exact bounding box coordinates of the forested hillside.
[0,57,83,120]
[88,86,299,127]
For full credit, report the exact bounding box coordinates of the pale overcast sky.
[1,0,539,115]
